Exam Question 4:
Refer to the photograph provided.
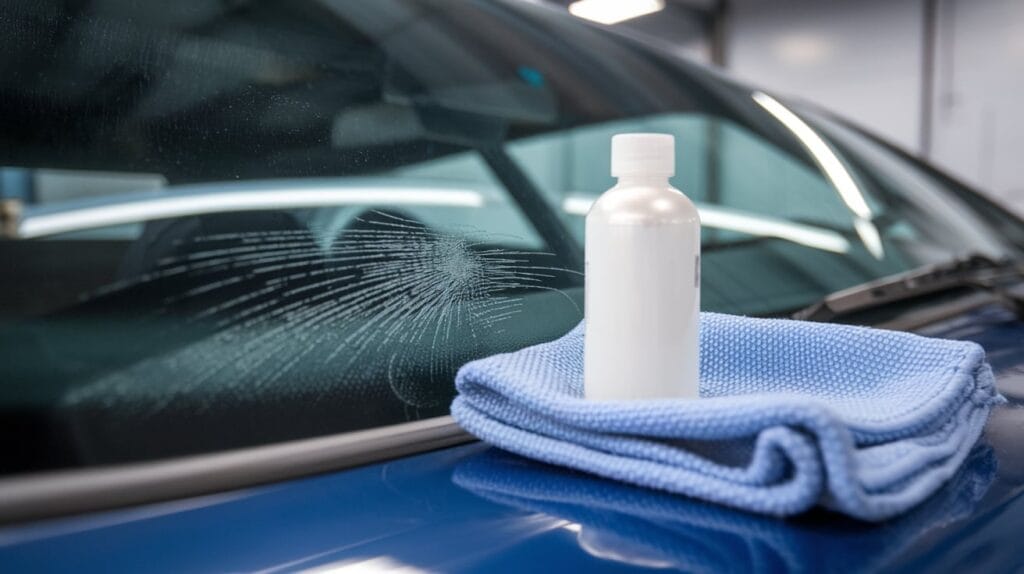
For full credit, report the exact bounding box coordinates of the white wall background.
[928,0,1024,214]
[726,0,1024,216]
[728,0,925,153]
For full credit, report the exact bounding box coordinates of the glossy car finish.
[2,305,1023,573]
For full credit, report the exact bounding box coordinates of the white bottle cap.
[611,133,675,177]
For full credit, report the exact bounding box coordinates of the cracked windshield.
[0,0,1017,473]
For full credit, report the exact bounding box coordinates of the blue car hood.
[2,306,1024,573]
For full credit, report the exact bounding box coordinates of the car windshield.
[1,0,1021,474]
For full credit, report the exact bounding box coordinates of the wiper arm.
[793,254,1024,322]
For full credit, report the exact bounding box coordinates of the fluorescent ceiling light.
[751,91,884,259]
[568,0,665,25]
[774,33,833,66]
[562,196,850,254]
[18,187,484,238]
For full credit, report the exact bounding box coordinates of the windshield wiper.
[793,254,1024,322]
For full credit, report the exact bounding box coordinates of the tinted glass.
[0,0,590,472]
[0,0,1020,473]
[507,107,1017,314]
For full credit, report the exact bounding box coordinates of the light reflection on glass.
[562,196,851,254]
[752,91,885,259]
[17,187,485,238]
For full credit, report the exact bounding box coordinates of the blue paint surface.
[2,306,1024,573]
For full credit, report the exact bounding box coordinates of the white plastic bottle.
[584,133,701,400]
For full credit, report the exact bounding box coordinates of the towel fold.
[453,444,996,573]
[451,313,1004,520]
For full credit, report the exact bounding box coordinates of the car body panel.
[2,305,1023,573]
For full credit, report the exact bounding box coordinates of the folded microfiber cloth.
[453,444,996,573]
[451,313,1005,521]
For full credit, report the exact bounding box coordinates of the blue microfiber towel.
[453,444,996,573]
[451,313,1005,521]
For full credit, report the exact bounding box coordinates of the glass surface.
[0,0,1020,473]
[506,107,1018,314]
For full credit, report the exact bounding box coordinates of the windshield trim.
[0,416,472,525]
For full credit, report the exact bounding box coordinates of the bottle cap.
[611,133,675,177]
